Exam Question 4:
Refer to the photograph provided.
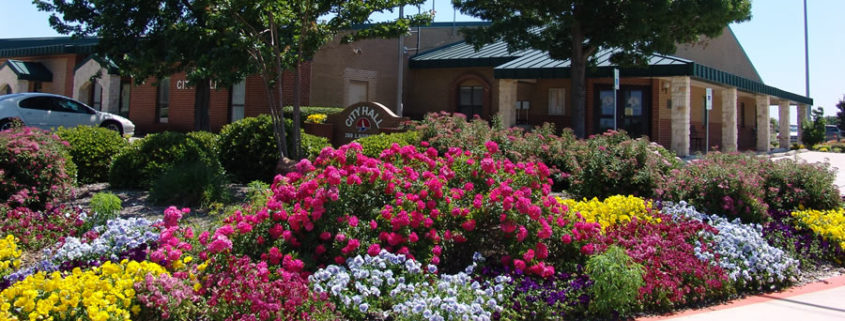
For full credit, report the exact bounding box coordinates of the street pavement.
[638,275,845,321]
[639,150,845,320]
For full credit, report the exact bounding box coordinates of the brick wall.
[128,63,311,135]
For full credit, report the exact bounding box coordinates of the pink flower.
[432,245,442,256]
[216,225,234,237]
[163,206,183,228]
[561,234,572,244]
[517,226,528,242]
[523,249,535,262]
[580,244,595,255]
[461,219,476,231]
[236,221,252,233]
[348,216,359,227]
[513,259,526,271]
[485,141,499,154]
[369,220,378,230]
[208,236,232,254]
[367,244,381,256]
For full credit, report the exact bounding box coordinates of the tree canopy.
[452,0,752,137]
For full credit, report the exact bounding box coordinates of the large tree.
[35,0,252,132]
[213,0,430,159]
[37,0,430,160]
[452,0,751,138]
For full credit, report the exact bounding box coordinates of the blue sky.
[3,0,843,120]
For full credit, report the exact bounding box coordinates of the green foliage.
[219,115,328,183]
[301,131,331,160]
[660,152,769,224]
[109,131,221,189]
[84,192,122,232]
[282,106,343,124]
[761,159,841,212]
[55,126,129,184]
[354,131,420,158]
[219,115,289,183]
[837,97,845,132]
[585,245,645,317]
[801,107,826,146]
[0,127,76,210]
[568,131,681,200]
[149,160,230,207]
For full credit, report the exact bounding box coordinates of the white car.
[0,93,134,136]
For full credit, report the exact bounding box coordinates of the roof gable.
[672,26,762,82]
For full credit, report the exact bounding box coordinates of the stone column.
[721,87,738,152]
[671,76,692,157]
[797,104,807,143]
[778,100,791,148]
[497,79,517,128]
[756,95,771,152]
[102,74,121,114]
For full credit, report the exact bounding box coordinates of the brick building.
[1,23,812,156]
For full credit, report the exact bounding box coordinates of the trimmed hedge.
[282,106,343,125]
[353,131,420,158]
[109,131,221,189]
[219,115,331,183]
[56,126,129,184]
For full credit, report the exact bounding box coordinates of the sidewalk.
[639,274,845,321]
[770,150,845,196]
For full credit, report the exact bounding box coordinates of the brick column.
[497,79,517,128]
[778,100,791,148]
[756,95,771,152]
[671,76,691,157]
[797,104,807,144]
[721,87,738,152]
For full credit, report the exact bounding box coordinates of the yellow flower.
[557,195,657,232]
[306,113,328,124]
[791,208,845,251]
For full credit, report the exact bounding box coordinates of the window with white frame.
[548,88,565,115]
[230,80,246,122]
[156,77,170,123]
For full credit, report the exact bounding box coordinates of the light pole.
[803,0,810,121]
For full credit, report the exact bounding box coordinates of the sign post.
[613,68,619,131]
[705,88,713,153]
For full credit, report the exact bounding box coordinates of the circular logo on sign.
[356,118,371,132]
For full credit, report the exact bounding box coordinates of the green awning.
[1,60,53,82]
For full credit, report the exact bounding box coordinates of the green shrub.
[56,126,129,184]
[414,113,579,189]
[84,192,122,232]
[108,131,221,189]
[149,160,230,207]
[219,115,329,183]
[0,127,76,210]
[585,245,645,317]
[660,152,769,223]
[301,131,331,160]
[801,107,826,146]
[354,131,420,158]
[282,106,343,125]
[761,158,840,212]
[219,115,287,183]
[568,131,681,199]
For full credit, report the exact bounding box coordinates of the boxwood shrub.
[109,131,221,189]
[219,115,330,183]
[56,126,129,184]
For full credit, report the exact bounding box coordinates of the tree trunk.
[570,25,587,139]
[292,62,302,160]
[193,78,211,131]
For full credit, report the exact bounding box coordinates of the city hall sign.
[325,102,405,146]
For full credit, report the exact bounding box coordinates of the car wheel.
[0,118,20,132]
[101,121,123,135]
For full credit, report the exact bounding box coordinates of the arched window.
[449,73,491,119]
[0,84,10,95]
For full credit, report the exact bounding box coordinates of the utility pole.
[803,0,811,122]
[396,6,405,116]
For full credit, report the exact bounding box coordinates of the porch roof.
[410,41,813,105]
[0,37,98,58]
[1,60,53,82]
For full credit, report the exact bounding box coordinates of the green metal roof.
[410,41,813,105]
[1,60,53,82]
[0,37,98,58]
